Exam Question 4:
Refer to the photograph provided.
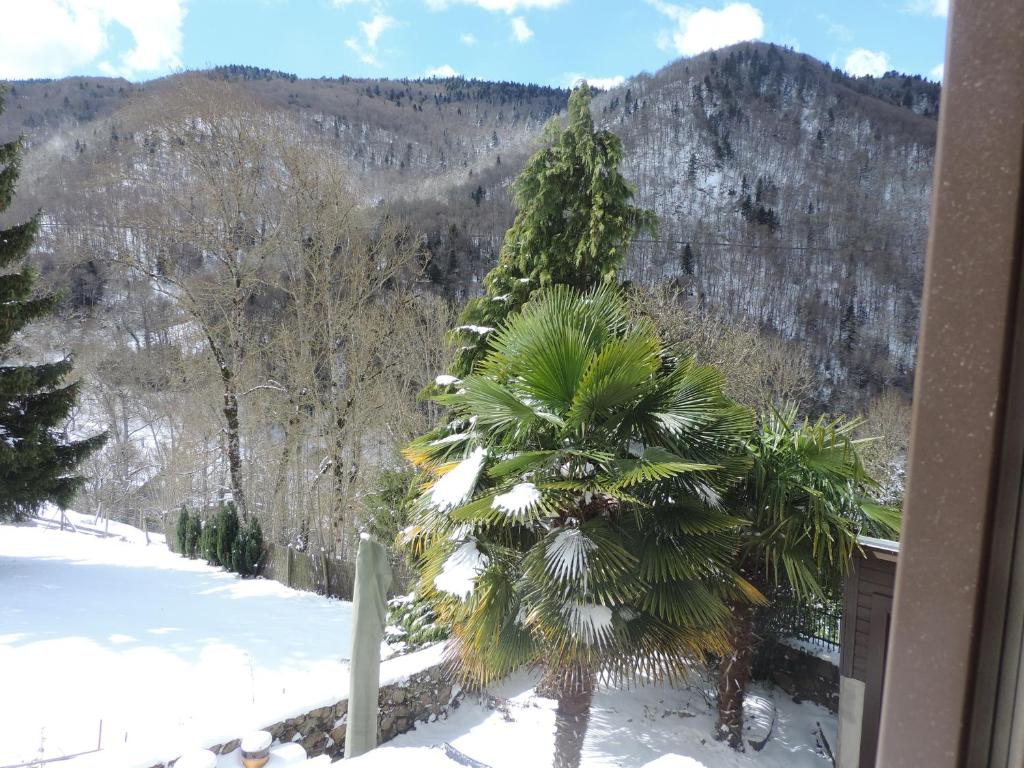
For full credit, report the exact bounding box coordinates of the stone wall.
[757,640,840,713]
[155,659,457,767]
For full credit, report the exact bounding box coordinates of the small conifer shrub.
[214,502,240,567]
[231,516,264,577]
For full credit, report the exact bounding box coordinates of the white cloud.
[345,13,396,66]
[907,0,948,17]
[844,48,891,77]
[0,0,186,80]
[425,64,459,78]
[647,1,765,56]
[362,13,396,46]
[930,63,944,81]
[564,73,626,90]
[426,0,567,12]
[460,32,478,44]
[510,16,533,42]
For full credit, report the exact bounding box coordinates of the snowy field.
[1,511,838,768]
[348,672,837,768]
[0,512,354,767]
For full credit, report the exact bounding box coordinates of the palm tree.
[714,406,899,749]
[404,285,754,768]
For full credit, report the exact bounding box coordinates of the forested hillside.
[391,44,938,408]
[0,42,931,540]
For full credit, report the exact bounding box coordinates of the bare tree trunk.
[544,667,595,768]
[328,391,356,553]
[715,601,760,751]
[270,401,300,545]
[222,370,247,517]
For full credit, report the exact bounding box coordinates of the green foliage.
[0,90,105,521]
[405,285,752,694]
[361,468,418,550]
[735,405,900,599]
[200,515,220,565]
[231,516,264,577]
[384,592,450,651]
[175,506,203,558]
[176,507,191,554]
[214,502,240,568]
[191,503,259,575]
[449,84,656,378]
[184,510,201,558]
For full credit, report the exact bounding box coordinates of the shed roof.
[858,535,900,555]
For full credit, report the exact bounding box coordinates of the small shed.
[837,536,899,768]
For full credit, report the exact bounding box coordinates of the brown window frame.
[876,0,1024,765]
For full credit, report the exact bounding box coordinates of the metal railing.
[768,598,842,652]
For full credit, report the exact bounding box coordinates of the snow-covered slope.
[34,503,166,546]
[0,523,353,766]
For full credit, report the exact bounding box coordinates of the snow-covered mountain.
[4,42,938,408]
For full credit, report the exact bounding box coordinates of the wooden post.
[285,546,293,588]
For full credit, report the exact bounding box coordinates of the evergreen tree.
[405,286,752,768]
[681,243,695,276]
[176,507,191,553]
[200,515,221,565]
[449,84,655,377]
[840,299,859,351]
[215,501,240,567]
[686,152,698,182]
[0,92,105,521]
[231,516,264,577]
[184,510,201,558]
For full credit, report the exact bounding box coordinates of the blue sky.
[0,0,949,86]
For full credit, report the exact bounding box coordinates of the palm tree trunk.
[715,601,759,751]
[550,670,595,768]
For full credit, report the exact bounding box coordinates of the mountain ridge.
[3,42,938,410]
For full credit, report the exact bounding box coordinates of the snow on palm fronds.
[434,540,490,599]
[402,285,754,694]
[428,447,487,512]
[492,482,541,520]
[545,527,597,583]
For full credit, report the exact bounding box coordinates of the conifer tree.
[450,83,655,377]
[0,92,105,521]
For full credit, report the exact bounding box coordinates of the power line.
[40,220,926,259]
[463,232,925,258]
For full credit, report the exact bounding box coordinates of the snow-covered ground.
[35,504,167,547]
[0,515,354,767]
[1,510,838,768]
[348,672,837,768]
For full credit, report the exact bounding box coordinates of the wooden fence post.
[285,546,293,588]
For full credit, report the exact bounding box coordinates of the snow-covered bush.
[385,592,449,652]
